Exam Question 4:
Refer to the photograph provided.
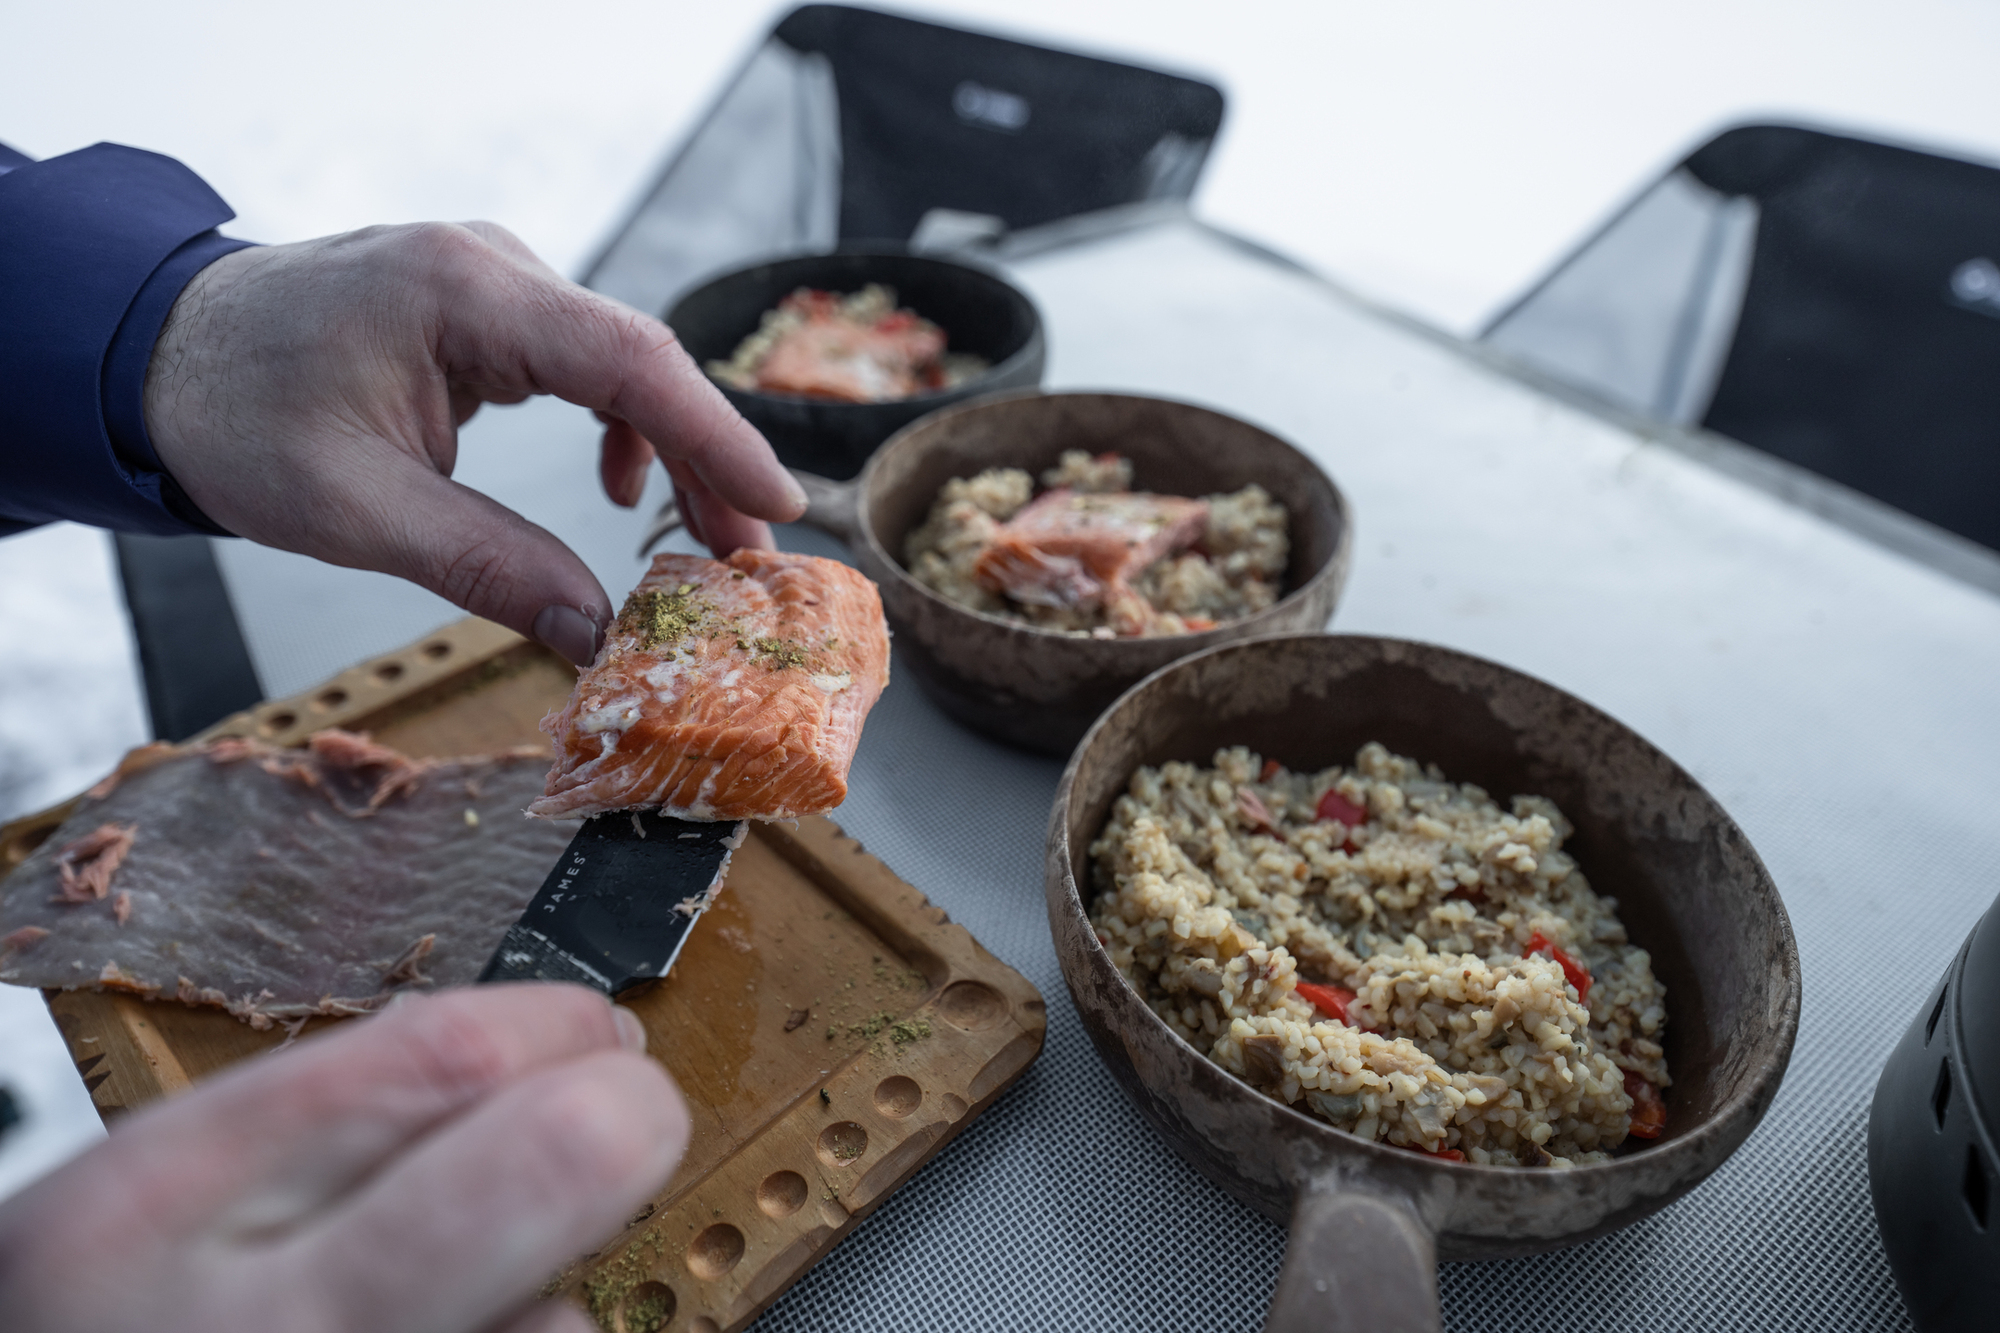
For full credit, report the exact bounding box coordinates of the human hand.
[0,984,688,1333]
[143,222,808,665]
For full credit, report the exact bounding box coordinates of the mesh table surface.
[214,218,2000,1330]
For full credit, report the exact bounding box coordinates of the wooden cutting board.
[0,618,1046,1333]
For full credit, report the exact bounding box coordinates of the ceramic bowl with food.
[1045,633,1799,1332]
[665,249,1045,479]
[790,391,1353,755]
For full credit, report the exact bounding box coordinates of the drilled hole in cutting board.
[687,1223,745,1279]
[758,1170,808,1218]
[618,1281,675,1332]
[817,1121,868,1167]
[874,1075,922,1117]
[938,980,1004,1030]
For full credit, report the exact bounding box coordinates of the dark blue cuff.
[102,229,257,533]
[0,143,256,538]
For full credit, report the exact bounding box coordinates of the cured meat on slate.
[530,549,891,822]
[0,732,573,1027]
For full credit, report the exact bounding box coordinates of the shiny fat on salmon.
[530,550,890,821]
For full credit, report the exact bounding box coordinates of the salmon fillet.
[974,488,1209,607]
[530,550,891,821]
[751,290,947,403]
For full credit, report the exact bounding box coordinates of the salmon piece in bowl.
[531,550,891,821]
[973,489,1208,609]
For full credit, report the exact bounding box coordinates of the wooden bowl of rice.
[1045,633,1800,1332]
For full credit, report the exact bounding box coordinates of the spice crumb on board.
[1088,743,1670,1167]
[581,1227,668,1330]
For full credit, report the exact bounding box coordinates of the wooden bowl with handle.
[1044,633,1801,1333]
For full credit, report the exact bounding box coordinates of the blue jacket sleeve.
[0,143,257,538]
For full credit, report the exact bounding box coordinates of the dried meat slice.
[0,732,572,1026]
[530,549,891,821]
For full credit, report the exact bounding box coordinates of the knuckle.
[400,221,499,286]
[433,534,518,614]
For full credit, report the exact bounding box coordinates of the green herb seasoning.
[622,1286,672,1333]
[618,582,714,651]
[750,636,811,671]
[581,1228,667,1330]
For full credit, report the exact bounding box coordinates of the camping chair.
[582,2,1225,316]
[1482,123,2000,552]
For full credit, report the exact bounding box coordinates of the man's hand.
[0,984,687,1333]
[143,222,807,665]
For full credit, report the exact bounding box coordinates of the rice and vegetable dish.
[706,284,987,403]
[1088,743,1669,1166]
[903,450,1288,638]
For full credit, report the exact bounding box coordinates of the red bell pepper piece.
[1294,982,1357,1024]
[1624,1070,1666,1139]
[1523,931,1592,1004]
[1316,788,1367,827]
[1260,758,1283,782]
[1396,1141,1466,1161]
[1315,789,1366,853]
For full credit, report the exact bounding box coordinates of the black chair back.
[582,5,1223,316]
[1690,126,2000,550]
[774,4,1223,242]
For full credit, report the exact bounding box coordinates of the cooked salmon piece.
[530,549,891,821]
[728,287,940,403]
[754,308,947,403]
[973,488,1208,607]
[970,544,1104,610]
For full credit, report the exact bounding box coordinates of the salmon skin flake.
[530,549,891,822]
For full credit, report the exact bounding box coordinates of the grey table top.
[107,216,2000,1328]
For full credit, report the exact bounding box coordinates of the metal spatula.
[476,810,745,994]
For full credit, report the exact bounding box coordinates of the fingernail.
[383,991,421,1014]
[612,1005,649,1053]
[780,472,809,516]
[534,604,603,668]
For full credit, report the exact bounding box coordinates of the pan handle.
[637,469,860,557]
[790,469,861,544]
[1263,1179,1440,1333]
